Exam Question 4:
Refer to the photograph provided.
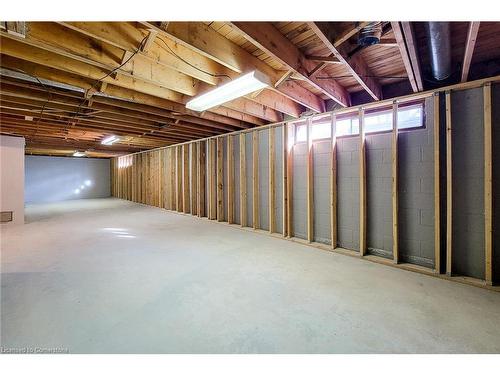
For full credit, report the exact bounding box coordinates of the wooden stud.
[307,117,314,243]
[209,139,217,220]
[170,148,176,210]
[392,102,399,264]
[282,124,288,237]
[269,127,276,233]
[198,141,206,217]
[330,113,337,249]
[445,91,452,276]
[484,83,493,284]
[183,144,190,213]
[239,133,247,227]
[359,108,367,256]
[217,137,224,221]
[176,146,182,212]
[191,143,198,216]
[252,131,260,229]
[434,93,441,273]
[286,122,294,237]
[227,135,235,224]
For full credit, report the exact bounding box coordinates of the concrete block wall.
[258,129,270,231]
[292,142,308,239]
[493,84,500,284]
[245,132,253,226]
[451,88,485,279]
[111,80,500,285]
[233,136,241,225]
[274,129,284,234]
[313,140,332,244]
[398,96,435,268]
[366,132,393,259]
[337,137,360,250]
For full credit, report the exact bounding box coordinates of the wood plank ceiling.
[1,21,499,158]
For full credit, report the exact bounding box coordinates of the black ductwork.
[425,22,452,81]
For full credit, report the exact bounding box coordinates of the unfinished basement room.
[1,3,500,366]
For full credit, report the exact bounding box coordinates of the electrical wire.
[2,67,53,136]
[155,35,231,81]
[316,75,408,80]
[65,34,150,131]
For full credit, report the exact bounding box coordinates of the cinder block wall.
[366,132,393,259]
[233,136,241,225]
[452,88,485,279]
[493,84,500,284]
[337,137,360,250]
[398,96,435,268]
[313,140,332,244]
[258,130,270,231]
[111,81,500,286]
[292,142,307,239]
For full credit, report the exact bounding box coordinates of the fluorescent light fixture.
[186,70,270,112]
[73,151,86,157]
[101,135,119,145]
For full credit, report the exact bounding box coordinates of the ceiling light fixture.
[101,135,119,145]
[73,151,86,157]
[186,70,270,112]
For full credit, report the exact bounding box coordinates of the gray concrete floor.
[1,198,500,353]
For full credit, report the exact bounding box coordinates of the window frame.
[292,100,426,144]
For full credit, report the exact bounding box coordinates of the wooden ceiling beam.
[391,22,419,92]
[307,22,370,78]
[56,22,300,118]
[0,56,261,128]
[0,33,280,123]
[400,22,423,92]
[143,21,326,113]
[230,22,350,107]
[308,22,382,100]
[461,22,481,83]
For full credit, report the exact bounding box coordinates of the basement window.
[294,102,424,143]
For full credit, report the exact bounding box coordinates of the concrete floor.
[1,198,500,353]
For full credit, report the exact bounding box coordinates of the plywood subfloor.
[1,198,500,353]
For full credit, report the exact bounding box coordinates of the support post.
[484,83,493,284]
[392,101,399,263]
[330,113,337,249]
[253,131,259,229]
[359,108,367,256]
[269,127,276,233]
[434,93,441,273]
[240,133,247,227]
[227,135,235,224]
[445,91,452,276]
[307,117,314,243]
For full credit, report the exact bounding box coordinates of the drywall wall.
[0,135,25,226]
[452,88,485,279]
[25,156,110,204]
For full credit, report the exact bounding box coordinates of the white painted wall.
[25,156,110,204]
[0,135,25,226]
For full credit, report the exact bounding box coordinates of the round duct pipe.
[358,22,382,46]
[425,22,452,81]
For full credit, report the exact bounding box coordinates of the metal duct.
[358,22,382,46]
[425,22,452,80]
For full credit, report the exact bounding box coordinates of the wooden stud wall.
[110,78,499,290]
